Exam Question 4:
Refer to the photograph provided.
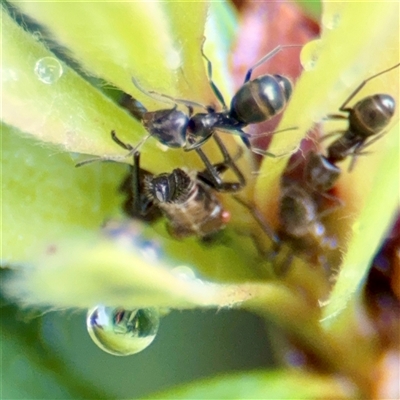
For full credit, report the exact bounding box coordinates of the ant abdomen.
[229,74,292,124]
[350,94,395,137]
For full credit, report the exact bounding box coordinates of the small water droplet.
[322,12,341,30]
[34,57,63,84]
[300,39,322,71]
[2,68,18,82]
[172,265,197,280]
[165,48,181,70]
[87,306,159,356]
[32,31,43,41]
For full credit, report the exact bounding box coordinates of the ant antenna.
[75,132,151,168]
[131,77,210,111]
[244,44,303,83]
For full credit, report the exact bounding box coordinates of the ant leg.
[195,146,243,192]
[120,151,158,221]
[215,127,251,148]
[324,114,348,120]
[244,44,303,83]
[347,131,387,171]
[249,126,298,157]
[111,130,152,155]
[319,129,345,143]
[253,126,298,138]
[339,63,400,112]
[233,195,280,245]
[200,38,228,111]
[195,147,240,192]
[76,131,132,167]
[213,134,246,188]
[358,130,387,151]
[76,131,150,168]
[111,130,133,150]
[131,77,209,111]
[317,193,344,216]
[131,151,145,216]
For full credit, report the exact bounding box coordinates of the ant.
[112,131,239,239]
[304,63,399,193]
[121,42,297,161]
[232,183,336,275]
[77,127,245,194]
[277,183,337,266]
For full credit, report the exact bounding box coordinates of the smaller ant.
[232,183,336,275]
[304,63,399,192]
[112,132,239,239]
[275,182,337,273]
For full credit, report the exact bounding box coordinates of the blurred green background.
[1,284,276,399]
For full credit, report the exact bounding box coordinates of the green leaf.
[1,6,194,172]
[148,370,355,399]
[321,122,399,326]
[1,125,122,262]
[0,296,106,399]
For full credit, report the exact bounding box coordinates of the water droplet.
[32,31,43,41]
[172,265,196,280]
[34,57,63,84]
[322,12,341,30]
[2,68,18,82]
[87,306,159,356]
[165,48,181,70]
[300,39,322,71]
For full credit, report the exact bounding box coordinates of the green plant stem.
[244,283,378,395]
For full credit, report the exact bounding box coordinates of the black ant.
[303,63,399,193]
[277,183,337,265]
[232,183,336,275]
[77,128,245,194]
[121,43,297,159]
[112,131,239,239]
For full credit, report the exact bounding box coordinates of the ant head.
[146,169,192,203]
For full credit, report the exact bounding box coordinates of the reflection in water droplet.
[102,220,162,261]
[87,306,160,356]
[34,57,63,84]
[300,39,323,71]
[322,12,341,30]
